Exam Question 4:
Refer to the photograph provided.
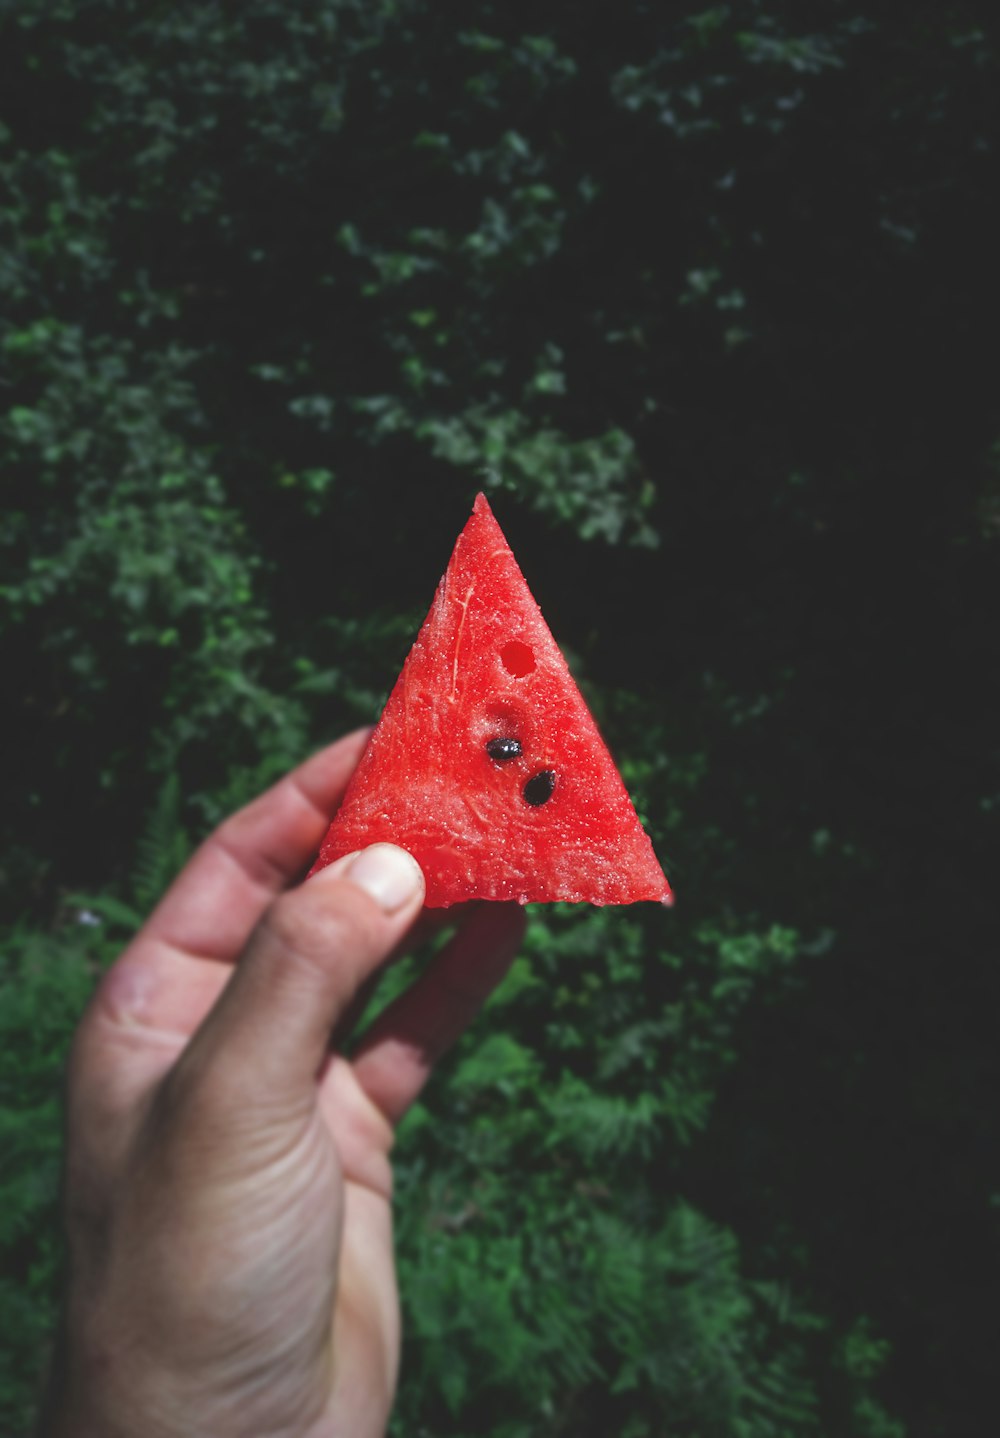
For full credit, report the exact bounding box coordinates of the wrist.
[40,1301,339,1438]
[40,1308,194,1438]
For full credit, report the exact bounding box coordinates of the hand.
[44,730,525,1437]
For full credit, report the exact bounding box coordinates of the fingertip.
[316,724,374,757]
[313,843,425,916]
[465,899,528,948]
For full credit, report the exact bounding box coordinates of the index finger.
[142,727,372,963]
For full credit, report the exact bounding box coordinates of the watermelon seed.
[486,737,522,763]
[523,770,556,806]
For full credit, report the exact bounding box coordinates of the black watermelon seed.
[486,736,522,763]
[523,769,556,806]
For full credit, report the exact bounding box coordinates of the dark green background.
[2,3,997,1434]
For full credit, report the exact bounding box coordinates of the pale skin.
[42,728,525,1437]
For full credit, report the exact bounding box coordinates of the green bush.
[0,923,102,1433]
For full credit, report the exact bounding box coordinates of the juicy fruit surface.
[311,494,672,907]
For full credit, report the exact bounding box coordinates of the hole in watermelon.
[500,640,535,676]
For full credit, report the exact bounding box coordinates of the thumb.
[179,845,425,1109]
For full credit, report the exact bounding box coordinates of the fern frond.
[130,772,190,913]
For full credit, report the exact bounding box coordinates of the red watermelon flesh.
[310,493,672,907]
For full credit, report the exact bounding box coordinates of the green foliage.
[0,923,107,1434]
[424,410,658,545]
[395,1195,824,1437]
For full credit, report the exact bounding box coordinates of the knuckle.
[264,883,385,973]
[65,1003,128,1116]
[155,1048,242,1148]
[209,810,285,889]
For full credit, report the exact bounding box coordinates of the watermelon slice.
[310,493,672,907]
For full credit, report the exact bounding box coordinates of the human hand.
[44,730,525,1438]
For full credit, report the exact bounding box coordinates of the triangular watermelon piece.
[311,493,672,907]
